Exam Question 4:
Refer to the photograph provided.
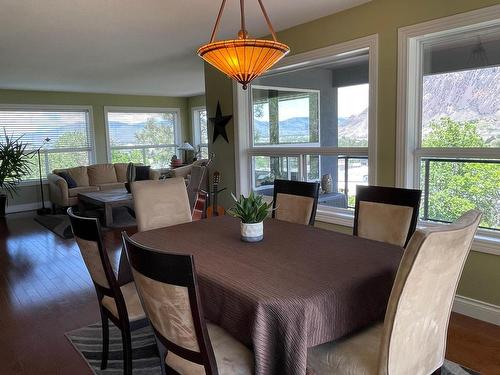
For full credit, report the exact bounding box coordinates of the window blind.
[0,109,92,151]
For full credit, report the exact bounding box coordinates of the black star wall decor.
[210,101,232,143]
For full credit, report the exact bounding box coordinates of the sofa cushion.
[54,166,89,187]
[97,182,125,191]
[68,186,100,197]
[57,171,77,189]
[87,164,118,186]
[135,166,151,181]
[114,163,129,182]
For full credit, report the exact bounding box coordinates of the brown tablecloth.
[129,216,403,375]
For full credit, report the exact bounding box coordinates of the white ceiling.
[0,0,370,97]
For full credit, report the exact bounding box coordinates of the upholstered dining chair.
[307,209,482,375]
[353,185,422,247]
[272,179,320,226]
[67,208,147,375]
[131,177,192,232]
[121,233,254,375]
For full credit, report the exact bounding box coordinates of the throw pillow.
[57,172,77,188]
[134,166,151,181]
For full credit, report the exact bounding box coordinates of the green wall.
[204,0,500,306]
[0,89,202,206]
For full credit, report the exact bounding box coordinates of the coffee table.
[78,189,133,227]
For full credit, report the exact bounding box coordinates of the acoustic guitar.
[191,154,214,221]
[206,171,225,217]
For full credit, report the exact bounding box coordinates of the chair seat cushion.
[165,322,254,375]
[307,323,382,375]
[101,282,145,322]
[68,186,100,197]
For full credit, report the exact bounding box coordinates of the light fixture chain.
[209,0,227,43]
[257,0,278,41]
[240,0,246,37]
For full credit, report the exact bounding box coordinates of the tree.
[422,117,499,229]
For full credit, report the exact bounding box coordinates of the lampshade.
[178,142,194,151]
[198,0,290,89]
[198,39,289,89]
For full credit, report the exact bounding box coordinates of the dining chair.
[121,233,254,375]
[67,207,147,375]
[131,177,192,232]
[272,179,320,226]
[307,209,482,375]
[353,185,422,247]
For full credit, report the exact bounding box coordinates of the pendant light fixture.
[197,0,290,89]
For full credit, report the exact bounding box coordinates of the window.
[192,107,208,159]
[0,105,94,180]
[398,20,500,231]
[253,87,319,146]
[245,47,374,210]
[105,107,180,169]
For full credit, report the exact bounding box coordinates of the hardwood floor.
[0,212,499,374]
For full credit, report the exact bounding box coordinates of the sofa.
[48,163,160,208]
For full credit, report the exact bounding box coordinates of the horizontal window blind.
[0,109,92,151]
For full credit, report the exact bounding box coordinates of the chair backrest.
[122,233,218,374]
[131,178,192,232]
[353,185,422,247]
[67,207,118,295]
[378,210,481,375]
[186,165,208,209]
[272,179,320,226]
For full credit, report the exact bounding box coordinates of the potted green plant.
[0,132,34,217]
[228,191,273,242]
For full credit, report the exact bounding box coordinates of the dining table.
[120,215,403,375]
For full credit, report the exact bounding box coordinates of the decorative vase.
[321,174,333,193]
[240,221,263,242]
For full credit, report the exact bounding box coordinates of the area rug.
[34,214,73,239]
[66,322,481,375]
[34,207,136,238]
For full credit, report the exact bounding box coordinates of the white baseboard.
[453,295,500,326]
[5,201,51,214]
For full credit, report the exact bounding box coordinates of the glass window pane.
[420,159,499,230]
[337,84,369,147]
[111,149,144,165]
[146,147,176,169]
[422,66,500,148]
[252,156,300,195]
[252,88,319,146]
[199,110,208,144]
[107,111,176,146]
[337,157,369,208]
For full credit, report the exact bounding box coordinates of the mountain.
[422,67,500,145]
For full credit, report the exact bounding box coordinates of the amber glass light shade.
[198,39,289,89]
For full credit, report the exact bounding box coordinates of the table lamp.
[178,141,194,163]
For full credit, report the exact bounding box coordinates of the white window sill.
[315,206,500,256]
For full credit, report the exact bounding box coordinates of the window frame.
[104,106,182,166]
[234,35,379,224]
[396,5,500,253]
[191,106,208,157]
[0,104,96,185]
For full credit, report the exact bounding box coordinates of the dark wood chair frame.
[272,179,321,226]
[122,233,219,375]
[67,208,147,375]
[353,185,422,247]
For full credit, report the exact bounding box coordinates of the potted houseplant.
[228,191,273,242]
[0,132,34,217]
